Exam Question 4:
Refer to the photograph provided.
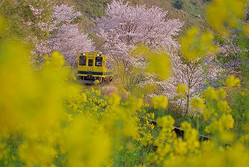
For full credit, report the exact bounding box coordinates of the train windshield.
[88,59,93,66]
[95,57,103,67]
[79,56,87,66]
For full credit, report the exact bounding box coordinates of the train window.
[88,59,93,66]
[79,56,87,66]
[95,57,102,67]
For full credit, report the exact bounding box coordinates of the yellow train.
[77,52,113,84]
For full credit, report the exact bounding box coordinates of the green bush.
[174,0,183,9]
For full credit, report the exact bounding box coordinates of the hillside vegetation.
[56,0,209,49]
[61,0,208,30]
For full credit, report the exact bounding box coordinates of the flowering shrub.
[152,95,168,109]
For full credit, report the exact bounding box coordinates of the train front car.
[77,52,113,84]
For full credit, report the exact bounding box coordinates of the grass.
[113,138,150,166]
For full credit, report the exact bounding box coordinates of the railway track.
[137,115,213,141]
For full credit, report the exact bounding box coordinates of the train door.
[88,58,93,71]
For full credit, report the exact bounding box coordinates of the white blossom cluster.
[28,0,51,32]
[163,54,223,99]
[49,4,82,31]
[26,0,53,65]
[94,0,183,62]
[23,2,95,66]
[48,4,95,66]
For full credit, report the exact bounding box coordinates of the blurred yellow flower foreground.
[1,37,249,167]
[0,38,141,166]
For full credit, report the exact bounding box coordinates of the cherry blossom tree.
[94,0,183,90]
[157,53,223,114]
[156,27,223,113]
[49,4,95,66]
[94,0,183,63]
[93,1,224,112]
[28,0,53,59]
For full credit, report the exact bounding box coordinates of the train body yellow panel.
[77,52,113,84]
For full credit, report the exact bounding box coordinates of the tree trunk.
[185,89,190,117]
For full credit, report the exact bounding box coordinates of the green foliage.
[0,0,53,40]
[230,89,249,136]
[72,0,110,18]
[113,138,149,166]
[174,0,183,9]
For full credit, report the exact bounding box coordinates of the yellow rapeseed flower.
[206,0,246,38]
[217,87,227,100]
[151,95,168,109]
[180,27,219,61]
[190,97,205,110]
[176,83,187,96]
[217,100,232,113]
[225,75,240,88]
[203,87,218,100]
